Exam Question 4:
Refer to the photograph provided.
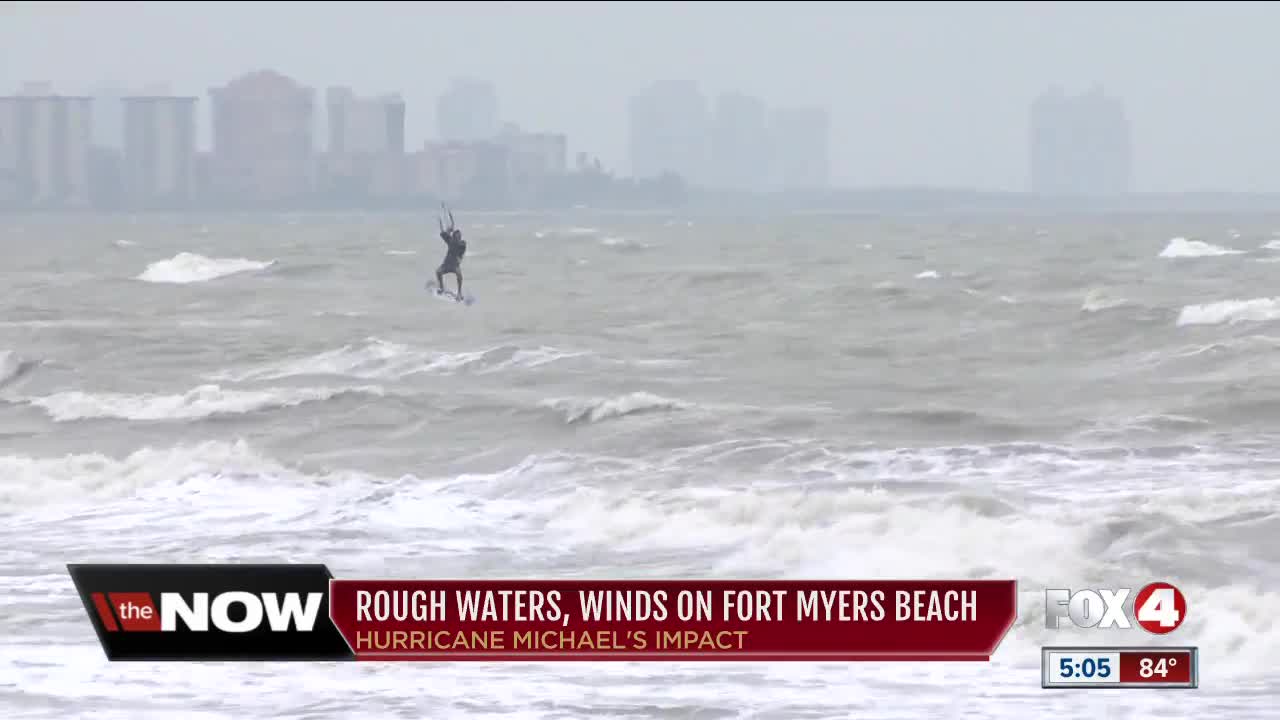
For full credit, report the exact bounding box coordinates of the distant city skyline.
[0,69,667,210]
[0,69,1155,210]
[627,82,830,191]
[6,2,1280,192]
[4,67,838,210]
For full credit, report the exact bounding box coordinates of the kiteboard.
[426,281,476,306]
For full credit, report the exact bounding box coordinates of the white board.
[426,282,476,306]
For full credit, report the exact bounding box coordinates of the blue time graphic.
[1058,655,1113,679]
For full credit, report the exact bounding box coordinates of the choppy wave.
[137,252,276,284]
[1177,297,1280,326]
[0,319,116,330]
[915,270,940,279]
[600,235,649,251]
[873,280,906,296]
[1165,336,1280,360]
[540,391,691,424]
[8,216,1280,716]
[1,433,1278,706]
[1081,288,1127,313]
[26,384,382,422]
[1159,237,1244,258]
[210,338,589,382]
[0,350,38,388]
[0,440,295,507]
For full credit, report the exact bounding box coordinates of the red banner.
[328,580,1017,661]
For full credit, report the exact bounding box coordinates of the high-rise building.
[1029,86,1131,196]
[121,96,197,206]
[499,125,567,176]
[0,99,18,205]
[417,140,510,204]
[324,87,407,200]
[208,70,315,204]
[495,125,568,206]
[91,88,126,152]
[436,78,499,142]
[769,107,830,190]
[89,83,171,151]
[709,92,771,191]
[627,80,708,184]
[0,89,93,207]
[326,87,405,155]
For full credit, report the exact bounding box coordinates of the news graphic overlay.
[68,564,353,661]
[327,579,1018,661]
[1041,646,1199,689]
[1044,582,1187,634]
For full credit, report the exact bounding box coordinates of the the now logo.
[1044,581,1187,634]
[91,591,323,633]
[68,563,355,661]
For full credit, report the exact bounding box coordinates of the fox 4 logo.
[1044,581,1187,634]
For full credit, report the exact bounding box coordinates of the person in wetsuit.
[436,226,467,300]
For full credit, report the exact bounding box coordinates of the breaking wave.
[539,392,691,424]
[1159,237,1244,258]
[1081,288,1127,313]
[137,252,276,284]
[210,339,589,382]
[1177,298,1280,326]
[26,384,382,422]
[0,350,39,388]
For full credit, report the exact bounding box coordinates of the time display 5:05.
[1042,647,1198,689]
[1058,654,1113,679]
[1045,650,1122,684]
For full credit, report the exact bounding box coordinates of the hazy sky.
[4,1,1279,192]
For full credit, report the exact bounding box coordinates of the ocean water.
[1,213,1278,718]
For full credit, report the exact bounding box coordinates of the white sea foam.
[6,217,1280,719]
[137,252,275,284]
[0,439,1275,720]
[1159,237,1244,258]
[209,338,588,382]
[1177,297,1280,326]
[0,440,298,508]
[26,384,382,422]
[915,270,940,279]
[539,391,691,424]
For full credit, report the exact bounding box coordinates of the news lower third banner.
[67,564,1018,662]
